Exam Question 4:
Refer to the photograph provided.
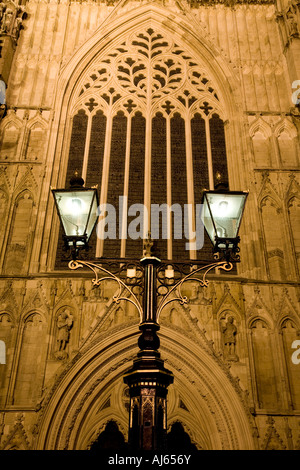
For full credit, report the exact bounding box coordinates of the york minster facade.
[0,0,300,450]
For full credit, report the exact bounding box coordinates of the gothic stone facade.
[0,0,300,451]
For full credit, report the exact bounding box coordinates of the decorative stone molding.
[189,0,274,5]
[262,417,287,450]
[0,414,31,450]
[276,1,300,48]
[0,1,26,43]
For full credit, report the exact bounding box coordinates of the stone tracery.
[62,26,228,261]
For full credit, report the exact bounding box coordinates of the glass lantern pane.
[85,192,99,241]
[200,199,216,245]
[201,192,247,245]
[209,193,247,237]
[53,189,98,244]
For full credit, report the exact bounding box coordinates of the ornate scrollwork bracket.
[213,236,241,264]
[68,257,233,324]
[68,259,144,320]
[156,260,233,320]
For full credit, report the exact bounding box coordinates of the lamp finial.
[69,171,84,189]
[215,172,229,191]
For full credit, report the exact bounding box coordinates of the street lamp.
[201,188,248,263]
[51,175,248,451]
[51,172,99,259]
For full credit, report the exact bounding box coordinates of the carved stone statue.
[55,308,73,359]
[189,283,212,305]
[12,16,22,39]
[2,8,13,34]
[0,4,25,41]
[221,316,238,361]
[286,11,299,38]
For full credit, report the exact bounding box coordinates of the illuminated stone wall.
[0,0,299,450]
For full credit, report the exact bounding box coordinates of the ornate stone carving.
[262,417,287,450]
[0,2,26,43]
[276,3,300,48]
[54,308,73,360]
[0,413,30,450]
[221,316,239,362]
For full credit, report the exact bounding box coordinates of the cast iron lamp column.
[123,256,174,451]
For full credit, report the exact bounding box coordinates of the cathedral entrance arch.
[35,323,254,450]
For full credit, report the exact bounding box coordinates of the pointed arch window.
[56,28,230,264]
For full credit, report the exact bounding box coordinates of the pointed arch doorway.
[35,324,254,450]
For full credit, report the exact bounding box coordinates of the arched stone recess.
[2,188,35,275]
[44,2,246,270]
[35,324,254,450]
[247,316,281,411]
[249,118,273,168]
[287,193,300,275]
[0,114,23,161]
[22,114,48,162]
[0,312,14,406]
[274,119,299,168]
[259,195,287,281]
[278,317,300,410]
[10,311,48,407]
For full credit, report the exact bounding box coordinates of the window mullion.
[144,114,151,241]
[185,115,196,260]
[81,112,93,183]
[96,110,113,257]
[205,116,214,190]
[166,116,172,260]
[120,115,132,258]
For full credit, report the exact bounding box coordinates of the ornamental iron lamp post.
[51,175,248,451]
[123,255,174,451]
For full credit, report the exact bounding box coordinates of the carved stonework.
[262,418,287,450]
[220,315,239,362]
[54,307,74,360]
[0,414,30,450]
[0,2,26,42]
[276,2,300,48]
[0,0,300,452]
